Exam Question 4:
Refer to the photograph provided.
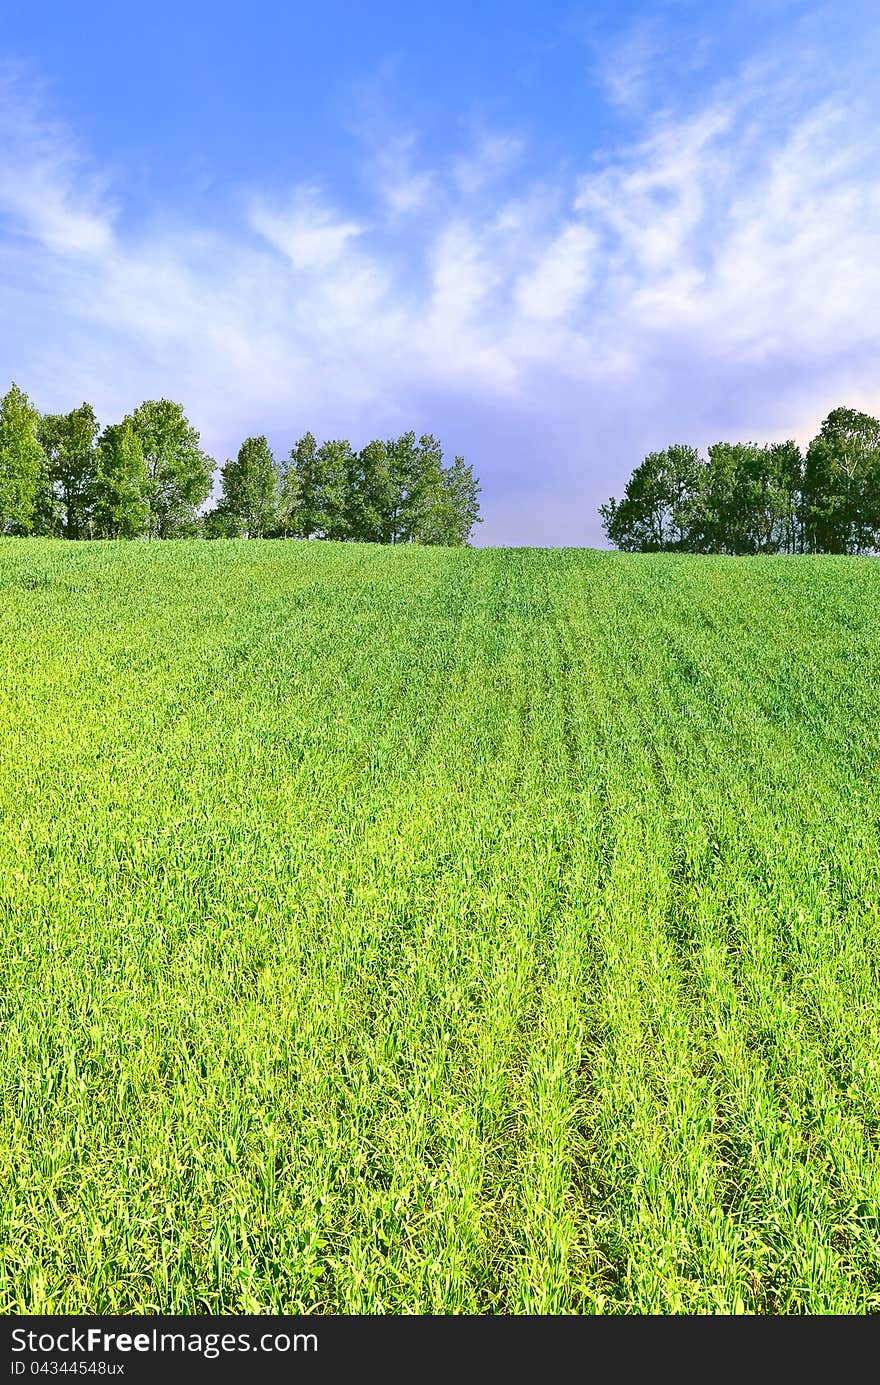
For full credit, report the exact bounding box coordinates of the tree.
[693,443,753,554]
[384,431,420,543]
[602,440,804,555]
[346,440,395,543]
[691,442,801,555]
[282,432,320,538]
[803,407,880,554]
[383,432,462,544]
[314,439,354,540]
[0,384,45,535]
[279,430,480,545]
[128,399,214,538]
[765,440,803,554]
[38,404,100,539]
[600,445,701,552]
[202,504,244,538]
[274,438,302,538]
[407,446,481,546]
[407,434,448,544]
[93,421,150,538]
[281,433,353,539]
[0,384,483,547]
[220,436,277,537]
[436,454,482,546]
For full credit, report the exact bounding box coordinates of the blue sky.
[1,0,878,543]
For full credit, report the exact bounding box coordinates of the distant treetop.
[600,408,880,555]
[0,384,481,546]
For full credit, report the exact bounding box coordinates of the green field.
[2,539,880,1314]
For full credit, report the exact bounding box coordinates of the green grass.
[2,538,880,1314]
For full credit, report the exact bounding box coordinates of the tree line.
[0,383,482,545]
[600,407,880,554]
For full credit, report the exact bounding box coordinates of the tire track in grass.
[300,551,538,1311]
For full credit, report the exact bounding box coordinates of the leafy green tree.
[128,399,214,538]
[202,504,244,538]
[281,433,352,539]
[600,445,702,552]
[282,432,320,538]
[0,384,46,535]
[691,442,801,555]
[766,440,804,554]
[93,421,150,538]
[603,441,804,555]
[382,432,466,544]
[315,439,354,540]
[404,443,481,546]
[437,454,482,546]
[693,443,753,554]
[279,430,480,545]
[803,407,880,554]
[220,436,277,537]
[38,404,100,538]
[274,452,299,538]
[375,433,424,541]
[346,440,395,542]
[407,434,447,544]
[384,431,420,543]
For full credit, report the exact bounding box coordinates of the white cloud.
[597,19,661,113]
[515,224,597,321]
[573,95,880,369]
[451,132,525,197]
[429,221,498,327]
[250,187,364,270]
[383,169,434,216]
[576,104,735,274]
[0,70,114,256]
[370,130,436,216]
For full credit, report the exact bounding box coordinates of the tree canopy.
[130,399,215,539]
[93,421,150,539]
[212,428,480,546]
[0,383,482,547]
[219,436,278,539]
[802,408,880,555]
[0,384,44,536]
[38,404,100,539]
[600,408,880,555]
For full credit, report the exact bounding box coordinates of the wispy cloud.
[250,187,365,270]
[596,18,662,113]
[451,132,525,197]
[515,224,597,322]
[372,131,436,216]
[0,69,115,256]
